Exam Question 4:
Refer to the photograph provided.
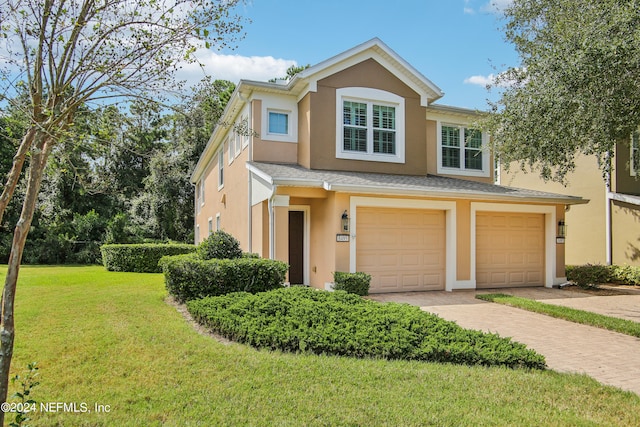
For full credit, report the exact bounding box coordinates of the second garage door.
[476,212,545,288]
[356,207,446,293]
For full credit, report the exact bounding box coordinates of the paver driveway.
[370,287,640,395]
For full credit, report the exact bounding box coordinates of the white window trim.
[195,182,202,214]
[228,135,235,165]
[436,121,490,178]
[266,109,291,138]
[241,114,250,149]
[207,217,213,236]
[217,147,225,190]
[631,131,639,177]
[216,213,221,231]
[335,87,405,164]
[195,224,200,245]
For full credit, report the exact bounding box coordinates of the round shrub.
[197,230,243,260]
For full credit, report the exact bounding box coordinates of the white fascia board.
[608,191,640,206]
[191,84,252,183]
[294,38,443,106]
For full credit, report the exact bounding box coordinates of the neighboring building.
[501,135,640,267]
[191,38,586,293]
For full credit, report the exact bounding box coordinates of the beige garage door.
[357,207,446,293]
[476,212,545,288]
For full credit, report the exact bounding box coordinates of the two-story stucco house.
[191,38,586,293]
[501,136,640,267]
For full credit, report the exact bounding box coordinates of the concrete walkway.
[369,287,640,395]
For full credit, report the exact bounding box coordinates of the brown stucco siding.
[307,58,428,175]
[251,99,298,164]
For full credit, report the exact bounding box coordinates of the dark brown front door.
[288,211,304,284]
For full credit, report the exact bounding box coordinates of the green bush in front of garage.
[333,271,371,296]
[187,286,546,370]
[566,264,640,288]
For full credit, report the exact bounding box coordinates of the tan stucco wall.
[502,154,605,265]
[611,200,640,266]
[305,58,428,175]
[264,186,565,290]
[297,94,311,169]
[195,135,250,250]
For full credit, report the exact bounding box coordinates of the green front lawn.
[3,265,639,426]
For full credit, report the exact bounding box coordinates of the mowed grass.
[2,265,639,426]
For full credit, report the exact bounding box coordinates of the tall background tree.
[0,0,245,416]
[486,0,640,183]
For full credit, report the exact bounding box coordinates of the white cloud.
[176,49,298,86]
[481,0,513,14]
[464,74,496,87]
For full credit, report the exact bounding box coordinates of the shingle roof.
[247,162,588,205]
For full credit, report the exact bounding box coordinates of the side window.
[268,111,289,135]
[437,122,489,177]
[217,148,224,189]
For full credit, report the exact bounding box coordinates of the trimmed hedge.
[101,243,196,273]
[566,264,640,288]
[187,287,547,370]
[161,253,288,302]
[333,271,371,296]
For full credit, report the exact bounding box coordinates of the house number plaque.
[336,234,350,242]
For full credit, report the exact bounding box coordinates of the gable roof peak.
[290,38,444,106]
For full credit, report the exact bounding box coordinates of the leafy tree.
[0,0,246,416]
[269,64,310,82]
[485,0,640,182]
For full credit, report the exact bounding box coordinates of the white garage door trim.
[471,203,558,288]
[349,197,457,291]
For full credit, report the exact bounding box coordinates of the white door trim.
[349,197,457,291]
[289,205,310,286]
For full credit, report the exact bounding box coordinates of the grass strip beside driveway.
[476,293,640,338]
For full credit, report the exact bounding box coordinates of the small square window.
[268,111,289,135]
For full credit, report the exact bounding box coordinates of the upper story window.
[336,87,405,163]
[217,147,224,189]
[631,131,639,176]
[268,111,289,135]
[437,122,489,177]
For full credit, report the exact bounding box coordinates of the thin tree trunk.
[0,127,38,225]
[0,134,51,424]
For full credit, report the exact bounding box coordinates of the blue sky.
[184,0,519,111]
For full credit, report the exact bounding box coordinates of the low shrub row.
[566,264,640,288]
[187,286,546,369]
[161,253,288,303]
[101,243,196,273]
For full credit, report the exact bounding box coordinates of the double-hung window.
[336,88,405,163]
[438,123,488,176]
[217,148,224,189]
